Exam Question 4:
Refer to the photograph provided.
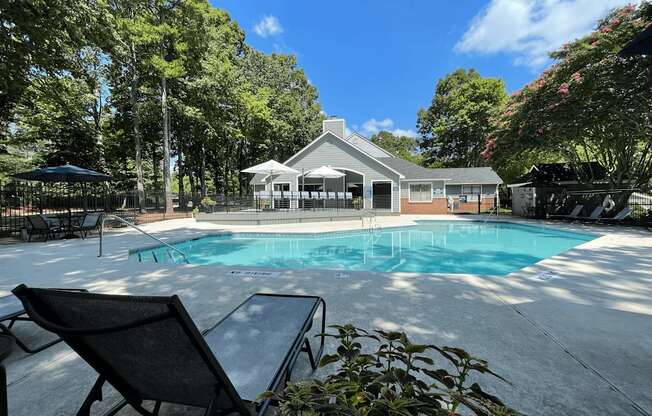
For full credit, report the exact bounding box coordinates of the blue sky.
[215,0,634,138]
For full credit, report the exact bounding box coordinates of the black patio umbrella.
[12,164,112,183]
[620,24,652,55]
[12,164,112,238]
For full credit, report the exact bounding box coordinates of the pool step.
[135,249,187,264]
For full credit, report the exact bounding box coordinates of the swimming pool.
[130,221,596,275]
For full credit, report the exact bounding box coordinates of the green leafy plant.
[261,324,522,416]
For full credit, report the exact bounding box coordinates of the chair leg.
[77,375,106,416]
[301,338,317,370]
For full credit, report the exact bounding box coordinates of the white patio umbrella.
[305,165,346,193]
[242,159,298,208]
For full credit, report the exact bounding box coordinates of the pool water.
[131,221,596,275]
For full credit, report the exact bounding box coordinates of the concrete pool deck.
[1,215,651,415]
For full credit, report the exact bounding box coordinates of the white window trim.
[408,182,433,203]
[271,182,291,192]
[461,185,483,195]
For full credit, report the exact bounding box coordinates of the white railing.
[97,214,189,263]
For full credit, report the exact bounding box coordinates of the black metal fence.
[525,188,652,225]
[0,180,201,237]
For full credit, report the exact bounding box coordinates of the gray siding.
[254,133,401,211]
[446,184,498,196]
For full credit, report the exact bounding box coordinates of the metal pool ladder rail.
[97,214,189,263]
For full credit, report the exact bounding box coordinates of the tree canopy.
[370,130,423,165]
[417,69,507,168]
[485,3,652,189]
[0,0,324,203]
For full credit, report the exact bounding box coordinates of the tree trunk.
[200,145,207,197]
[188,168,196,205]
[152,151,160,210]
[131,42,145,213]
[178,147,185,209]
[161,76,173,214]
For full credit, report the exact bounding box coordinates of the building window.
[461,185,482,195]
[409,183,432,202]
[273,183,290,191]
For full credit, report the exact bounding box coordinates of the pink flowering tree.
[486,3,652,191]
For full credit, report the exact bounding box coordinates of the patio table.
[45,212,85,239]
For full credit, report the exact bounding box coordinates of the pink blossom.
[537,127,544,135]
[571,72,583,83]
[611,18,621,26]
[590,40,601,47]
[600,27,613,34]
[557,82,570,95]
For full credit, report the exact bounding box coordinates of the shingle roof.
[377,157,448,180]
[378,157,503,184]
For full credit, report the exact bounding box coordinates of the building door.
[372,182,392,210]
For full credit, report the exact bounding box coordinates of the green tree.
[10,46,111,170]
[0,0,109,130]
[370,130,424,165]
[417,69,507,168]
[485,3,652,195]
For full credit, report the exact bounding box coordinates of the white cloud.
[359,118,417,138]
[362,118,394,135]
[456,0,638,68]
[254,15,283,38]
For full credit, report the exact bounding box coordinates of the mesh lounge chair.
[25,215,64,242]
[576,206,605,221]
[12,285,326,416]
[0,290,87,353]
[599,207,633,223]
[72,212,103,239]
[549,204,583,220]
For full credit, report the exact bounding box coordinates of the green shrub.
[262,324,522,416]
[200,196,217,207]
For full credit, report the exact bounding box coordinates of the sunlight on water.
[130,221,596,276]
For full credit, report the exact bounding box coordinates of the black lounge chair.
[548,204,583,220]
[0,289,87,353]
[599,207,633,223]
[576,206,605,221]
[12,285,326,416]
[25,214,64,241]
[72,212,103,239]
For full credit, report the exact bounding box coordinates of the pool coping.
[127,219,600,276]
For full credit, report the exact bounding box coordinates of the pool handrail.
[97,214,189,263]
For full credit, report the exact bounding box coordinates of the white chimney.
[323,118,345,139]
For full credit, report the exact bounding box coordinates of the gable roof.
[344,133,394,158]
[378,157,449,180]
[377,157,502,184]
[428,167,503,184]
[282,131,405,178]
[246,129,503,186]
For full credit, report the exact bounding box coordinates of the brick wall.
[453,197,495,214]
[400,197,495,214]
[400,198,447,214]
